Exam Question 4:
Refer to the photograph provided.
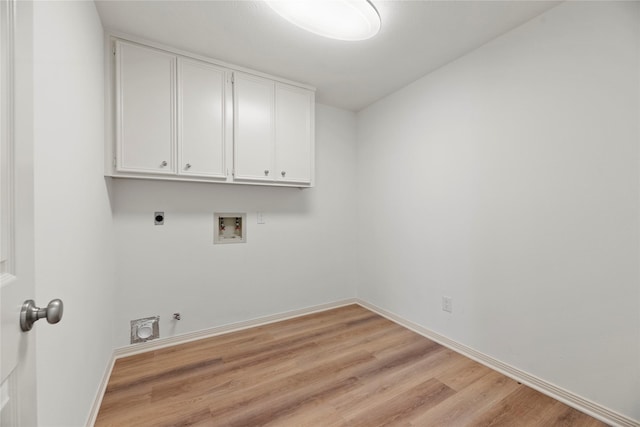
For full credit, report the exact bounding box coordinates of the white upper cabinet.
[234,72,314,185]
[275,83,314,184]
[109,36,315,187]
[116,41,176,174]
[233,73,275,182]
[178,58,227,179]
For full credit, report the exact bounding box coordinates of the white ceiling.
[95,0,560,111]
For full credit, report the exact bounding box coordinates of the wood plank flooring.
[95,305,606,426]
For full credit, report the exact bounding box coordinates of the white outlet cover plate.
[442,296,453,313]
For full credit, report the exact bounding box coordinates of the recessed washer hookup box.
[214,213,246,244]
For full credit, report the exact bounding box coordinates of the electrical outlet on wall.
[442,296,453,313]
[257,212,266,224]
[154,212,164,225]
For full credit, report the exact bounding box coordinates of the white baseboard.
[356,299,639,427]
[111,298,358,359]
[85,354,116,427]
[86,297,638,427]
[85,298,357,426]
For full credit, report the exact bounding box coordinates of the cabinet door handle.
[161,161,168,167]
[185,163,191,170]
[281,171,286,177]
[264,170,269,176]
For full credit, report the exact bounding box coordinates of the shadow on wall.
[109,177,314,217]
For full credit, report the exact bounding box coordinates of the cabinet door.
[233,73,274,181]
[275,84,314,184]
[116,41,175,174]
[178,59,227,178]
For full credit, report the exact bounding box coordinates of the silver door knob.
[20,299,64,332]
[185,163,191,170]
[264,170,269,176]
[281,171,286,177]
[161,161,168,167]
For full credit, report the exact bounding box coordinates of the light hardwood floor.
[95,305,606,426]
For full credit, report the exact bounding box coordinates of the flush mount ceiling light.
[265,0,381,41]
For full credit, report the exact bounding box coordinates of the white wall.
[111,103,357,347]
[32,2,115,426]
[356,1,639,421]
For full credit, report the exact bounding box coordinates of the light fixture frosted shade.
[265,0,381,41]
